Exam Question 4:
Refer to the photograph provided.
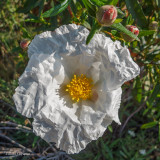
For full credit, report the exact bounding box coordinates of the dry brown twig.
[0,134,41,158]
[0,133,33,153]
[0,121,32,132]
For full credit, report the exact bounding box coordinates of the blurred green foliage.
[0,0,160,159]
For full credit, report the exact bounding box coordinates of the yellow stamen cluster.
[66,74,93,102]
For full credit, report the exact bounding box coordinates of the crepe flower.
[13,24,140,154]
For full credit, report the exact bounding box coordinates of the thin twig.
[0,121,32,131]
[0,133,33,153]
[119,101,146,137]
[0,155,20,159]
[0,127,31,133]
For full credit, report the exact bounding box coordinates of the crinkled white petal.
[32,87,121,154]
[13,53,66,118]
[13,24,140,154]
[28,24,140,90]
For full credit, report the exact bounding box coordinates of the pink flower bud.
[20,39,30,49]
[96,5,117,26]
[126,25,139,36]
[122,25,139,42]
[149,21,158,31]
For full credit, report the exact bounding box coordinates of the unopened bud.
[20,39,30,49]
[122,25,139,42]
[149,21,158,31]
[96,5,117,26]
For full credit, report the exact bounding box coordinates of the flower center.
[66,74,93,102]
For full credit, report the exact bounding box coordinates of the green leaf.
[110,0,119,5]
[117,8,125,15]
[111,23,140,41]
[159,122,160,141]
[86,21,101,45]
[146,53,160,62]
[125,0,147,28]
[125,14,134,25]
[141,121,158,129]
[138,30,156,37]
[90,0,118,6]
[32,136,39,148]
[38,0,45,17]
[83,21,91,29]
[17,0,37,13]
[17,0,45,14]
[153,54,160,62]
[42,0,70,18]
[90,0,104,6]
[108,125,113,133]
[135,77,142,103]
[111,30,117,35]
[155,0,160,8]
[6,115,25,125]
[25,18,42,23]
[148,83,160,105]
[114,18,123,24]
[93,153,101,160]
[82,0,97,17]
[21,27,32,39]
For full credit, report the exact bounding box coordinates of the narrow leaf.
[148,83,160,105]
[114,18,123,24]
[38,0,45,17]
[125,0,147,28]
[82,0,97,17]
[110,0,119,5]
[42,0,70,18]
[86,22,101,45]
[159,122,160,141]
[117,8,125,16]
[138,30,156,37]
[141,121,158,129]
[108,125,113,133]
[17,0,38,13]
[91,0,118,6]
[32,136,39,148]
[135,77,142,103]
[111,23,140,41]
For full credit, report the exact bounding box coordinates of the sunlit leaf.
[141,121,158,129]
[114,18,123,24]
[135,77,142,103]
[42,0,71,18]
[139,30,156,37]
[90,0,118,6]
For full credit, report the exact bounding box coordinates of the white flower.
[13,24,140,154]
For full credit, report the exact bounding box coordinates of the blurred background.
[0,0,160,159]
